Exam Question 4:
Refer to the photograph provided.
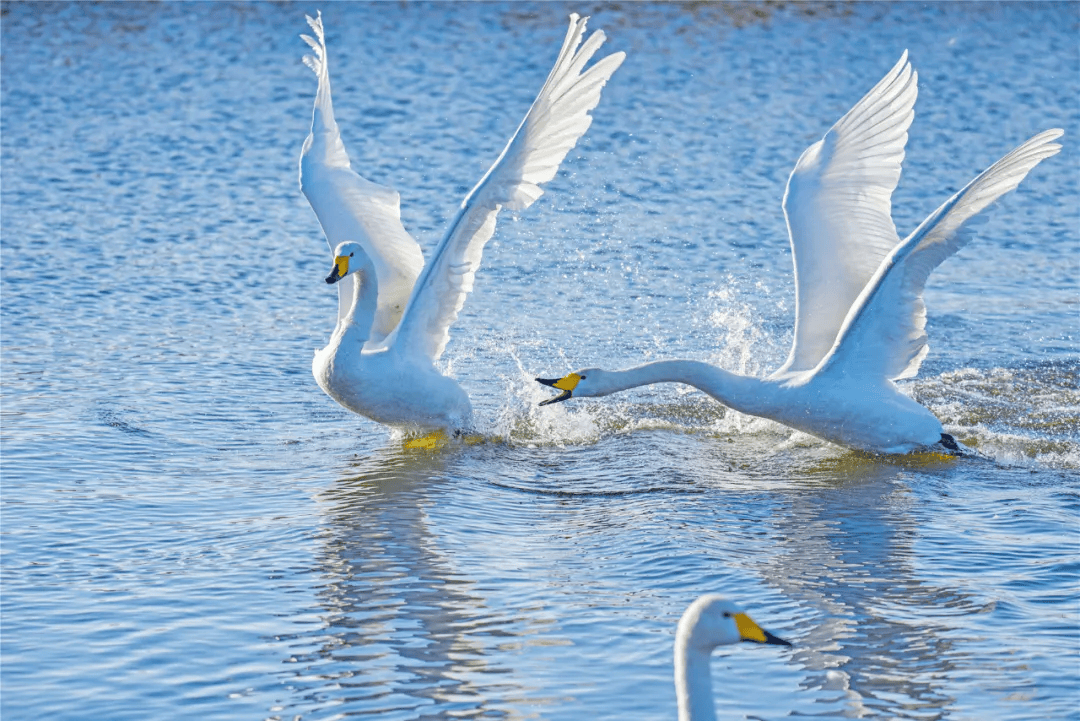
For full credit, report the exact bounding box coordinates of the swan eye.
[350,252,355,257]
[722,612,731,618]
[579,375,587,380]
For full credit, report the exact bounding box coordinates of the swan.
[299,12,624,440]
[675,595,791,721]
[537,52,1063,455]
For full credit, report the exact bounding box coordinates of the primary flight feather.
[538,52,1062,455]
[299,12,624,435]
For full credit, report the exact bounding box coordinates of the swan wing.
[299,12,425,341]
[775,52,917,376]
[385,14,624,362]
[821,129,1063,381]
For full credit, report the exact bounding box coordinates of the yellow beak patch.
[734,612,767,643]
[334,255,350,278]
[552,373,582,391]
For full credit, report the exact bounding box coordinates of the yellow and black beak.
[536,373,581,406]
[734,612,791,646]
[325,255,349,284]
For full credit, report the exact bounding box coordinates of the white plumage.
[300,12,624,434]
[674,595,790,721]
[538,52,1062,455]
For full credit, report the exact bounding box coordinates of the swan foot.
[403,431,448,450]
[930,432,978,457]
[402,430,486,450]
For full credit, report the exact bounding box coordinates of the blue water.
[2,2,1078,719]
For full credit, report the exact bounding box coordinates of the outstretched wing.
[299,12,424,342]
[820,129,1063,381]
[385,14,625,362]
[773,52,918,377]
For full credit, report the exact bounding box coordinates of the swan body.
[675,595,790,721]
[300,12,624,434]
[538,52,1062,455]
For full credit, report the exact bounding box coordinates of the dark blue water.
[2,3,1077,720]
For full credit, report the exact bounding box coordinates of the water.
[2,2,1077,719]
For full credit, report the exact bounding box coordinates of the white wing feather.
[775,51,918,376]
[821,129,1064,381]
[386,14,625,362]
[299,12,424,341]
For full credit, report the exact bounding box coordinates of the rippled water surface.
[2,2,1078,720]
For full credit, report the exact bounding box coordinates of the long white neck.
[337,268,378,345]
[675,640,716,721]
[599,360,772,417]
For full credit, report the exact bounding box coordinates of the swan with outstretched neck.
[299,13,623,439]
[538,52,1062,455]
[674,595,791,721]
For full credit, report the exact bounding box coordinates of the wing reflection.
[287,447,518,718]
[761,456,979,717]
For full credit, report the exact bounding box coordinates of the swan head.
[324,241,365,285]
[677,594,791,652]
[535,368,606,405]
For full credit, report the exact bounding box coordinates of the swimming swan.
[300,13,623,434]
[537,52,1063,455]
[675,595,791,721]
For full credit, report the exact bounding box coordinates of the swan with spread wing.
[299,13,623,436]
[538,52,1062,455]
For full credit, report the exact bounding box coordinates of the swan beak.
[734,612,791,647]
[536,373,581,406]
[325,255,349,284]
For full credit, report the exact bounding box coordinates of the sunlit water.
[2,3,1078,720]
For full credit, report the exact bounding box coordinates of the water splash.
[914,363,1080,469]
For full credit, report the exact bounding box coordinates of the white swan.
[537,52,1063,455]
[675,595,791,721]
[299,13,624,437]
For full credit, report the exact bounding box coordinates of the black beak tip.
[763,630,792,647]
[535,377,559,388]
[538,389,572,407]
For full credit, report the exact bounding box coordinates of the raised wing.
[385,14,625,362]
[820,129,1063,382]
[299,12,424,342]
[773,52,918,377]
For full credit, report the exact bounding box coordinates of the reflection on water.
[267,437,1077,720]
[764,466,960,718]
[284,449,513,718]
[1,1,1076,720]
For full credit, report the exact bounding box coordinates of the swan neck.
[339,270,377,343]
[609,361,764,415]
[674,642,716,721]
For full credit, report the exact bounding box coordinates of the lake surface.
[2,2,1078,719]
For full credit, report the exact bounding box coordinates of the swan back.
[776,51,917,377]
[385,14,625,362]
[299,12,424,342]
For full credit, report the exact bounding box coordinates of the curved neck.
[604,360,770,416]
[337,268,378,344]
[675,641,716,721]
